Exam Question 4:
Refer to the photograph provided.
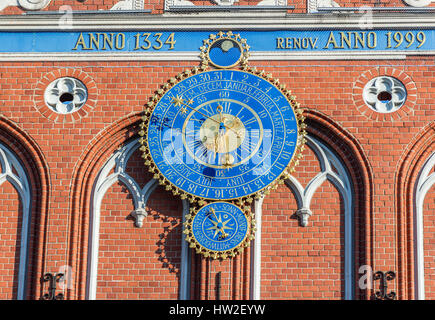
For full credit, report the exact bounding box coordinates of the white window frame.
[0,143,31,300]
[86,139,190,300]
[414,152,435,300]
[250,135,354,300]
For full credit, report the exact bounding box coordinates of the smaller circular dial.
[185,202,254,259]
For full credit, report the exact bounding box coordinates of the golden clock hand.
[214,108,239,137]
[227,118,242,131]
[217,103,238,134]
[209,208,219,221]
[214,132,220,154]
[173,95,221,126]
[216,104,224,124]
[207,209,231,239]
[222,135,234,168]
[223,119,243,140]
[221,115,243,138]
[173,96,240,136]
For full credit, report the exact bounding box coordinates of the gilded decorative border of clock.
[183,201,256,260]
[138,33,307,208]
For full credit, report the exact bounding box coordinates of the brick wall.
[0,181,22,299]
[262,182,345,299]
[96,170,183,299]
[0,57,433,299]
[423,187,435,300]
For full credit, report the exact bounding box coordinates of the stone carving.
[403,0,433,7]
[18,0,51,10]
[165,0,288,10]
[0,0,50,12]
[211,0,239,5]
[110,0,144,10]
[131,207,148,227]
[44,77,88,114]
[257,0,287,5]
[91,140,158,228]
[363,76,407,113]
[295,208,312,227]
[307,0,340,13]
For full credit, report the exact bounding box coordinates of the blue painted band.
[0,30,433,53]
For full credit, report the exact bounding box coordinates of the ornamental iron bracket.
[40,272,64,300]
[373,271,396,300]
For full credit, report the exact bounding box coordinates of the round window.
[44,77,88,114]
[362,76,407,113]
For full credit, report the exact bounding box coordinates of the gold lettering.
[115,33,125,50]
[72,32,90,50]
[367,32,377,49]
[323,31,339,49]
[293,38,301,49]
[285,37,292,49]
[354,32,366,49]
[340,32,352,49]
[102,33,114,50]
[309,37,318,49]
[89,33,100,50]
[276,37,284,49]
[153,33,163,50]
[165,33,176,50]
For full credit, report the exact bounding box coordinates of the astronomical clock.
[139,31,306,259]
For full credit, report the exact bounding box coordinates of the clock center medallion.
[199,113,246,154]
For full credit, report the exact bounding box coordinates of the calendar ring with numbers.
[139,66,306,204]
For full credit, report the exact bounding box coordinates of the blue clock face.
[191,202,249,253]
[146,69,299,200]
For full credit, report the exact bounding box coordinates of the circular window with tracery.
[362,76,407,113]
[352,67,417,121]
[34,69,97,123]
[44,77,88,114]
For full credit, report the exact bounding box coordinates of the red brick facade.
[0,1,434,301]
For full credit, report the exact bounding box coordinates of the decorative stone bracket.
[131,206,148,228]
[295,208,312,227]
